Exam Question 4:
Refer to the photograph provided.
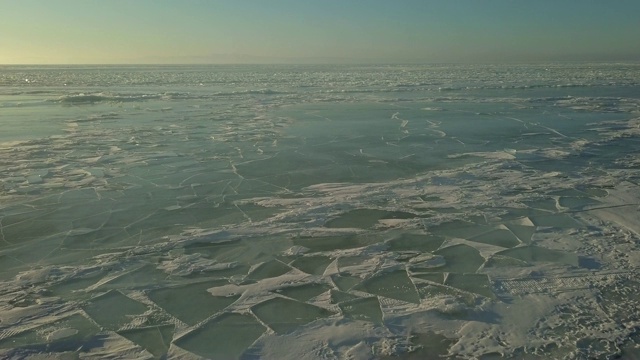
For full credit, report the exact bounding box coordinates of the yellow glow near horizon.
[2,1,639,64]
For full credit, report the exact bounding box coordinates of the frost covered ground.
[0,64,639,359]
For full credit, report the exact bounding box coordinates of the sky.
[1,0,639,64]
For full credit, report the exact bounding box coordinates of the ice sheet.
[1,63,640,359]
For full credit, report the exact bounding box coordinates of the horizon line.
[3,59,640,66]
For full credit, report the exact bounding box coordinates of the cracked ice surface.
[1,64,640,359]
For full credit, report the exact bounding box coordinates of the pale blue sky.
[1,0,639,64]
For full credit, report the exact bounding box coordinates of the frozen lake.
[1,64,640,359]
